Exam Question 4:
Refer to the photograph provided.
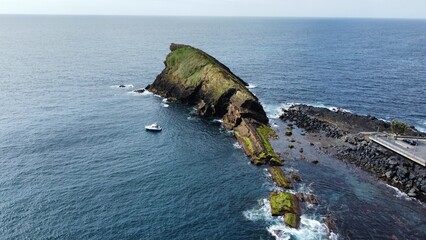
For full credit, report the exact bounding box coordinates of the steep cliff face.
[147,43,281,165]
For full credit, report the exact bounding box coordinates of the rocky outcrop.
[147,44,281,165]
[280,104,426,202]
[133,89,145,93]
[268,167,293,189]
[270,192,301,228]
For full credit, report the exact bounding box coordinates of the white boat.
[145,123,162,131]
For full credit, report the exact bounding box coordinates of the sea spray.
[243,199,330,240]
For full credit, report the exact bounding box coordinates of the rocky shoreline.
[280,104,426,202]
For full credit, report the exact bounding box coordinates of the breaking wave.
[263,102,353,120]
[243,198,331,240]
[212,119,224,123]
[247,83,257,89]
[127,89,154,96]
[385,184,412,201]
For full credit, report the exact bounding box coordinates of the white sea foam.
[161,103,169,108]
[243,198,272,221]
[243,198,330,240]
[416,125,426,133]
[162,98,168,103]
[212,119,224,123]
[264,102,309,119]
[233,142,242,149]
[329,232,339,240]
[308,103,352,113]
[267,216,330,240]
[264,102,354,121]
[385,184,412,201]
[142,90,153,95]
[127,89,154,96]
[247,83,257,89]
[263,103,286,119]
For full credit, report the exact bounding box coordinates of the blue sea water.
[0,16,425,239]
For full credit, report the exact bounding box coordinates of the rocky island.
[147,43,282,166]
[147,44,305,229]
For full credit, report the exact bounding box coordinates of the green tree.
[391,119,409,138]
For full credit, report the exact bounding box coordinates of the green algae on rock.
[269,192,301,228]
[268,167,293,189]
[284,212,300,228]
[270,192,300,216]
[148,43,280,165]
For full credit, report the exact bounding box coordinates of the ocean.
[0,15,425,239]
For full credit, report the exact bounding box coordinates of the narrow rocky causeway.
[147,44,310,230]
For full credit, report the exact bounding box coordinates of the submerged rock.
[290,172,302,182]
[133,89,145,93]
[148,43,280,165]
[306,194,319,205]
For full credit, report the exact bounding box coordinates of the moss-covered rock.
[269,167,293,189]
[148,43,267,123]
[269,192,300,216]
[284,212,300,228]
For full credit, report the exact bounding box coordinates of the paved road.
[370,135,426,166]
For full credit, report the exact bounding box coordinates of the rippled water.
[0,16,425,239]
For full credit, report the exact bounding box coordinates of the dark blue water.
[1,16,425,239]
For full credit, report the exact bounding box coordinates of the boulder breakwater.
[280,104,426,202]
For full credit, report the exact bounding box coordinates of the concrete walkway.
[369,134,426,167]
